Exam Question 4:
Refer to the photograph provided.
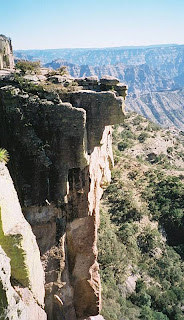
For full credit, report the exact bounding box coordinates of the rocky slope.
[99,112,184,320]
[0,67,127,319]
[126,89,184,130]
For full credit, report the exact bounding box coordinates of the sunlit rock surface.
[0,163,46,319]
[0,35,14,70]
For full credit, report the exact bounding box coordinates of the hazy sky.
[0,0,183,49]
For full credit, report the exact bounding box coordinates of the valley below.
[15,44,184,131]
[99,113,184,320]
[0,35,184,320]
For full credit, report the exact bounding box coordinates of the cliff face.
[0,35,14,70]
[0,72,126,319]
[0,162,46,319]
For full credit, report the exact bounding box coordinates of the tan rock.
[100,75,120,86]
[0,246,46,320]
[23,74,39,82]
[0,163,45,307]
[0,34,14,69]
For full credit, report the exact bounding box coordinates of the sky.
[0,0,183,50]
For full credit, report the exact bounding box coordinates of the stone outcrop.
[0,70,127,319]
[74,76,127,98]
[0,35,14,69]
[0,162,46,319]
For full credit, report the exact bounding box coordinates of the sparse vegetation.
[13,73,79,96]
[15,60,41,74]
[99,113,184,320]
[138,132,150,143]
[48,66,69,76]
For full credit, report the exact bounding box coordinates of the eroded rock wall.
[0,35,14,69]
[0,163,46,319]
[0,74,126,319]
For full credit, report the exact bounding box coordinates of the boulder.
[75,77,85,85]
[115,82,127,90]
[100,75,120,86]
[85,76,99,84]
[37,74,47,81]
[48,75,73,84]
[23,75,39,82]
[114,83,128,98]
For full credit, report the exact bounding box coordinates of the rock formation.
[45,60,175,95]
[0,67,127,319]
[0,162,46,319]
[0,35,14,70]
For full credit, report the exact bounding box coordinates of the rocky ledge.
[0,70,127,319]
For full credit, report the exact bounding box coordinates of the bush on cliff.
[48,66,69,76]
[0,149,9,164]
[15,60,41,74]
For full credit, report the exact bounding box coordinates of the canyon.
[0,36,127,319]
[16,44,184,130]
[1,35,184,320]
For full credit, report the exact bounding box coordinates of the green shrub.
[167,147,173,154]
[137,228,160,254]
[118,140,133,151]
[140,306,169,320]
[121,130,136,140]
[147,176,184,242]
[48,66,69,76]
[132,115,143,126]
[146,123,160,132]
[131,291,152,307]
[56,66,69,75]
[138,132,150,143]
[0,148,9,163]
[15,60,41,74]
[99,116,184,320]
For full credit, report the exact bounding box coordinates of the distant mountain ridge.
[126,89,184,130]
[14,44,184,69]
[44,59,176,95]
[14,44,184,130]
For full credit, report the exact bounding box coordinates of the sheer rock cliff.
[0,35,14,70]
[0,71,127,319]
[0,162,46,319]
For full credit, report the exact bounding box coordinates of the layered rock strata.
[0,73,127,319]
[0,35,14,70]
[75,75,127,97]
